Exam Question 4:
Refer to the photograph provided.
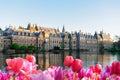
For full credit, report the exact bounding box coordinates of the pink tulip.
[111,61,120,75]
[100,72,110,80]
[91,73,100,80]
[105,65,111,73]
[49,65,56,69]
[89,65,96,73]
[78,69,86,79]
[85,69,93,78]
[6,55,39,80]
[81,77,89,80]
[108,74,117,80]
[71,59,82,73]
[14,74,31,80]
[26,55,36,64]
[111,61,118,74]
[30,66,63,80]
[116,62,120,75]
[95,64,102,74]
[55,67,63,80]
[89,64,102,74]
[0,71,10,80]
[116,76,120,80]
[37,70,55,80]
[64,56,74,67]
[6,58,24,74]
[78,69,93,79]
[30,72,54,80]
[63,68,75,79]
[4,55,120,80]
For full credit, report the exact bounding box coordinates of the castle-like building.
[0,23,113,51]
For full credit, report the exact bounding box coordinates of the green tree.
[28,45,35,49]
[109,35,120,51]
[114,35,120,51]
[110,43,117,51]
[20,45,27,50]
[10,43,20,49]
[116,39,120,51]
[60,43,66,49]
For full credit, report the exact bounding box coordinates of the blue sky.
[0,0,120,38]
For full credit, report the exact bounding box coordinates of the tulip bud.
[71,59,82,73]
[95,64,102,74]
[26,55,36,64]
[64,56,74,67]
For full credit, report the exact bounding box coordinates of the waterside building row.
[0,24,113,51]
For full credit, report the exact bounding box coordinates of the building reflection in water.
[1,51,120,70]
[117,52,120,61]
[76,50,80,59]
[69,50,72,56]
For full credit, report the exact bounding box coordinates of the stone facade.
[1,24,113,51]
[0,37,4,50]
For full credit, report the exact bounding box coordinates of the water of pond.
[0,51,120,71]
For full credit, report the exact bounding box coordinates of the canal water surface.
[0,51,120,71]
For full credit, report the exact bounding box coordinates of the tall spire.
[94,31,98,39]
[62,25,65,33]
[27,23,31,30]
[100,30,103,39]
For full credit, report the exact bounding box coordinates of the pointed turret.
[94,31,98,39]
[35,24,38,31]
[100,30,103,39]
[27,23,31,30]
[62,25,65,33]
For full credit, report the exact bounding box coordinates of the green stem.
[65,66,68,70]
[96,73,98,80]
[64,66,68,80]
[10,75,15,80]
[74,72,76,80]
[106,78,109,80]
[114,74,117,80]
[64,77,66,80]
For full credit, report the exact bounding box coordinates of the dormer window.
[20,32,22,35]
[28,33,30,36]
[24,32,26,36]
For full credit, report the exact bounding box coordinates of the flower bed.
[0,55,120,80]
